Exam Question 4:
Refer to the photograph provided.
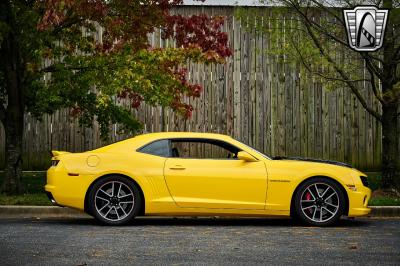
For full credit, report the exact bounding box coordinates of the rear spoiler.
[51,151,70,157]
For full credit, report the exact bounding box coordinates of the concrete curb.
[0,205,399,218]
[368,206,400,217]
[0,206,89,218]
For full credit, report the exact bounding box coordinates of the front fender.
[264,160,355,211]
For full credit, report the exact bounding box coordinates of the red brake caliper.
[305,192,311,200]
[305,192,312,214]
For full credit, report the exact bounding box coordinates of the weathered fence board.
[0,6,393,171]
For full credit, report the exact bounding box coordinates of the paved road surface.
[0,217,399,265]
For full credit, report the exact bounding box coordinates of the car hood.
[272,156,353,169]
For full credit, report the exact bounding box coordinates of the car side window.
[170,139,240,159]
[138,139,170,157]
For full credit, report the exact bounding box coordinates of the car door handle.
[169,165,186,170]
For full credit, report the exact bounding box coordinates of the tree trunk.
[1,56,24,195]
[0,0,24,194]
[381,102,400,192]
[2,105,24,194]
[380,0,399,191]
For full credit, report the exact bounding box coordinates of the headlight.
[51,160,59,167]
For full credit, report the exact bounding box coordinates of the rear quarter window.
[138,139,170,157]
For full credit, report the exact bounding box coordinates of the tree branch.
[39,64,89,73]
[299,10,382,122]
[394,45,400,61]
[289,34,372,83]
[0,104,5,125]
[288,1,386,69]
[286,0,349,47]
[359,53,384,80]
[309,0,346,26]
[51,17,85,35]
[361,53,385,64]
[363,57,385,104]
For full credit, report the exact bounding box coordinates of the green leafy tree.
[0,0,232,194]
[237,0,399,191]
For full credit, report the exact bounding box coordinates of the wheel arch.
[290,175,349,217]
[84,173,146,216]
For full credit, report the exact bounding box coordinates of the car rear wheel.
[294,178,346,226]
[88,176,142,225]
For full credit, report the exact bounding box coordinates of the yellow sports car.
[46,132,371,226]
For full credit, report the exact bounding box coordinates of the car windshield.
[236,140,271,160]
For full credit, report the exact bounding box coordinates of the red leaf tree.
[0,0,231,194]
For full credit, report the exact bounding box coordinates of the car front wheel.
[294,178,346,226]
[88,176,141,225]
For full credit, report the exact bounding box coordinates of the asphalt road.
[0,217,399,265]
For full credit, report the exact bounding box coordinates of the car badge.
[343,6,389,51]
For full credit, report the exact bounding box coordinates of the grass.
[0,193,51,206]
[0,171,399,206]
[368,197,400,206]
[0,171,52,206]
[0,171,46,194]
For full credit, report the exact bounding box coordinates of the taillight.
[51,160,59,167]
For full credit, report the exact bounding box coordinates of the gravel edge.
[0,206,399,218]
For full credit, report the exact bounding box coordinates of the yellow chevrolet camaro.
[46,132,371,226]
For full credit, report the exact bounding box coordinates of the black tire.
[87,175,142,225]
[294,177,346,226]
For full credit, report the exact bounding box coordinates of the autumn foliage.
[34,0,232,124]
[0,0,231,193]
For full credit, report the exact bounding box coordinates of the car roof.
[134,132,233,141]
[92,132,234,153]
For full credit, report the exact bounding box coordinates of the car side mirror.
[237,151,258,162]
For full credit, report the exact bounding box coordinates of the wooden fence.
[0,6,389,171]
